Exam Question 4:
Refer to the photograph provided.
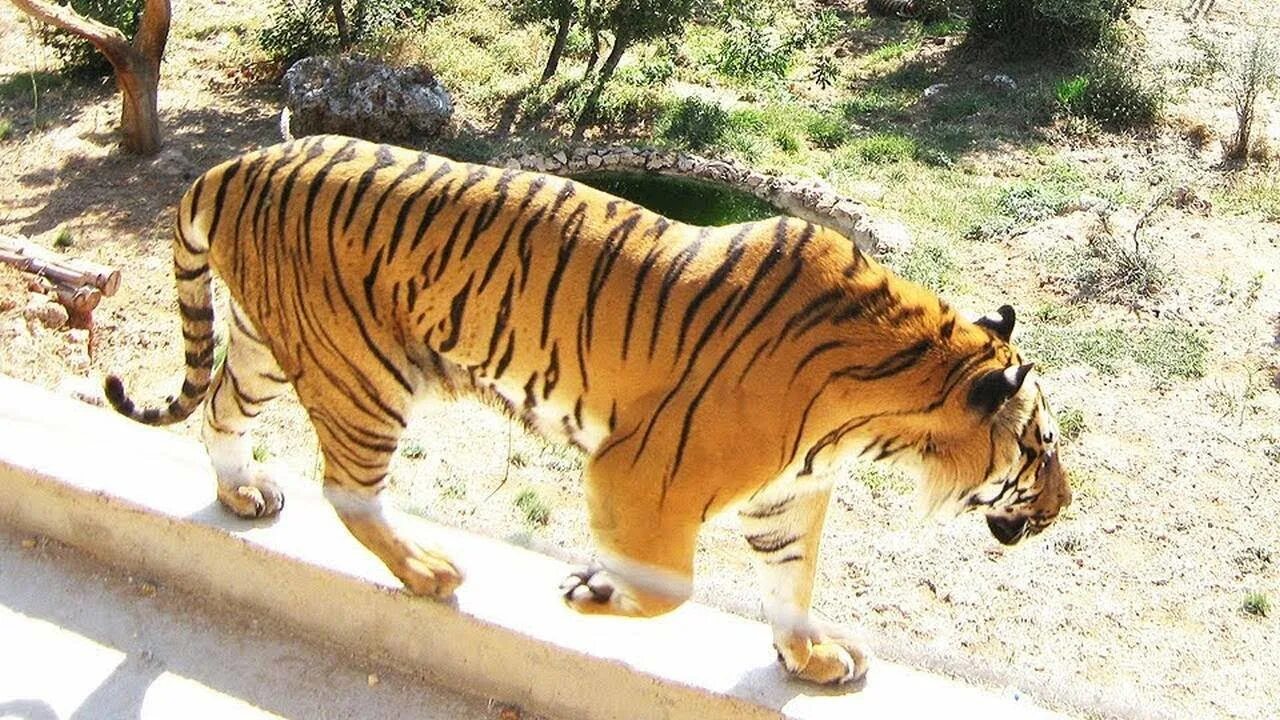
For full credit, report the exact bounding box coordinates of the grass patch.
[864,38,920,65]
[1220,173,1280,221]
[1243,591,1271,618]
[842,132,919,165]
[1021,320,1208,384]
[0,118,11,142]
[252,442,270,463]
[840,87,914,118]
[887,241,959,293]
[515,489,550,527]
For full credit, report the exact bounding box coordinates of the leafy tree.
[572,0,696,139]
[10,0,170,154]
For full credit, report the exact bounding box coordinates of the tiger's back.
[106,135,1071,687]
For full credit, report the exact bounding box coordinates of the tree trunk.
[117,54,161,154]
[333,0,351,48]
[8,0,170,155]
[541,13,572,82]
[582,0,599,78]
[572,31,629,142]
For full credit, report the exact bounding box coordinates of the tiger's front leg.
[741,480,870,685]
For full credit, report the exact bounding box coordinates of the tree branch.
[7,0,130,61]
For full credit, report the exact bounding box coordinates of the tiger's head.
[907,305,1071,545]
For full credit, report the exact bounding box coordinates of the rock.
[282,56,453,143]
[922,83,950,100]
[871,220,913,254]
[24,293,67,330]
[983,73,1018,92]
[586,154,602,169]
[148,146,196,179]
[55,375,104,407]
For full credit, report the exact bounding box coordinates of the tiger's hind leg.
[560,456,698,618]
[741,480,870,685]
[203,303,289,519]
[303,387,463,600]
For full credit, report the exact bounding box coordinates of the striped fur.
[105,135,1070,685]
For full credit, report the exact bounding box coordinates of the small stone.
[586,154,602,169]
[21,538,37,549]
[140,582,157,596]
[367,673,379,686]
[984,73,1018,91]
[497,706,521,720]
[552,151,567,165]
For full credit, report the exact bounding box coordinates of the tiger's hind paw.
[216,466,285,519]
[559,563,688,617]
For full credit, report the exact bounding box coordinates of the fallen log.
[0,235,121,297]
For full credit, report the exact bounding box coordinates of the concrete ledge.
[0,374,1063,720]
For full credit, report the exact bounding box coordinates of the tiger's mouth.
[985,514,1029,545]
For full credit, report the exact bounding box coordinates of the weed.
[1057,29,1163,129]
[1223,31,1280,162]
[0,118,11,142]
[1057,408,1088,442]
[252,442,270,463]
[53,228,74,249]
[400,440,428,460]
[1243,591,1271,618]
[805,110,850,149]
[515,489,550,526]
[1245,273,1264,306]
[854,464,912,497]
[439,479,466,500]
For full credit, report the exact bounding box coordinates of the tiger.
[105,135,1071,686]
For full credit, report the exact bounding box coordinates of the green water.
[574,172,779,226]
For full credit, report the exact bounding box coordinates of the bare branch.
[7,0,130,61]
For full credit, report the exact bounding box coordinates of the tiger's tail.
[104,186,217,426]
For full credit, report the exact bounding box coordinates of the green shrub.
[889,241,958,292]
[259,0,340,65]
[716,20,792,80]
[968,0,1135,57]
[658,97,730,150]
[37,0,142,76]
[1243,591,1271,618]
[259,0,451,65]
[1059,30,1163,128]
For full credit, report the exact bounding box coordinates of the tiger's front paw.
[216,466,285,519]
[776,624,871,685]
[394,542,464,599]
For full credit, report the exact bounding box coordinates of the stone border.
[0,373,1065,720]
[496,146,910,254]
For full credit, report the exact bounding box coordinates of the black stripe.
[674,225,750,357]
[648,234,702,359]
[437,276,474,353]
[540,203,588,347]
[739,496,793,519]
[745,531,800,554]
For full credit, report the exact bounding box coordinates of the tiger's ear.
[975,305,1016,342]
[967,363,1033,415]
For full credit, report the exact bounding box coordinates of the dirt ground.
[2,1,1279,719]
